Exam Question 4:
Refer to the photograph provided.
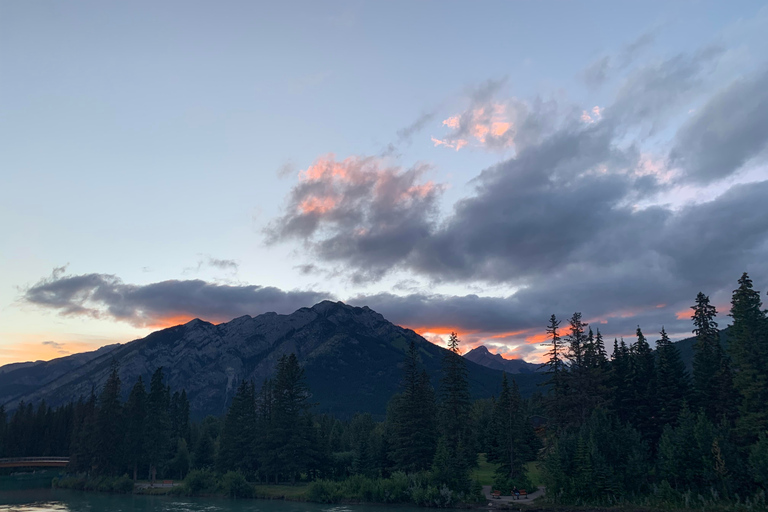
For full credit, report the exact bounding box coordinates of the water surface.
[0,489,423,512]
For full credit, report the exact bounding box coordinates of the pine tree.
[145,367,171,481]
[610,338,632,424]
[388,340,437,473]
[540,314,566,427]
[728,273,768,444]
[435,332,475,492]
[691,293,736,422]
[655,327,689,428]
[627,327,657,444]
[271,353,314,483]
[218,380,258,473]
[95,362,122,475]
[487,373,531,488]
[124,376,147,480]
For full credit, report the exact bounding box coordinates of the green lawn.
[526,461,544,488]
[472,455,544,489]
[472,453,500,486]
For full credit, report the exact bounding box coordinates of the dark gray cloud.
[23,269,331,327]
[670,69,768,183]
[264,156,443,283]
[263,56,768,348]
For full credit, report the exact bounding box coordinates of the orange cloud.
[435,103,515,151]
[0,339,106,366]
[299,196,338,214]
[676,308,691,320]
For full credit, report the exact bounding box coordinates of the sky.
[2,0,768,365]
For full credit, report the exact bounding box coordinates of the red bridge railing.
[0,457,70,468]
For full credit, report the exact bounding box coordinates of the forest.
[1,272,767,510]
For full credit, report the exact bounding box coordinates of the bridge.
[0,457,69,469]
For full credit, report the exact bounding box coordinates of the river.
[0,488,428,512]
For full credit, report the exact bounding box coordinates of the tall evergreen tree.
[487,374,532,488]
[655,327,689,428]
[218,380,258,473]
[145,367,171,481]
[95,363,122,475]
[728,273,768,444]
[691,293,736,422]
[435,332,475,492]
[540,314,566,427]
[628,327,657,443]
[388,340,437,473]
[270,353,314,483]
[124,376,147,480]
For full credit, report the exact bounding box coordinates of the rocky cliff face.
[463,345,539,374]
[1,301,547,418]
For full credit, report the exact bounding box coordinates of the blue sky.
[2,1,767,364]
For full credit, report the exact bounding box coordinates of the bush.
[307,479,342,503]
[183,468,219,495]
[113,474,135,494]
[221,471,252,498]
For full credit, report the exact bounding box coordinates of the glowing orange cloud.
[435,103,515,151]
[299,196,338,214]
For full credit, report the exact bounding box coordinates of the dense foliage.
[539,273,768,508]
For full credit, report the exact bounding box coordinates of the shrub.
[221,471,252,498]
[183,468,219,495]
[113,474,135,494]
[307,479,342,503]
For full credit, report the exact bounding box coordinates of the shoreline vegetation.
[2,273,768,511]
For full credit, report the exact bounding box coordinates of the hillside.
[0,301,545,418]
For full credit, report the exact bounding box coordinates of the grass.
[252,483,309,500]
[526,461,544,488]
[472,453,500,486]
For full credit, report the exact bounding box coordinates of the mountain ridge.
[1,301,546,418]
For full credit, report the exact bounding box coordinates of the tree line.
[538,272,768,506]
[1,272,766,508]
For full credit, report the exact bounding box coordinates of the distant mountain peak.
[464,344,539,374]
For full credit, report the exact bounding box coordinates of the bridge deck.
[0,457,70,468]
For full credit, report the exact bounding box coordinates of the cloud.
[264,154,444,282]
[670,68,768,183]
[262,54,768,355]
[23,269,331,328]
[583,30,657,87]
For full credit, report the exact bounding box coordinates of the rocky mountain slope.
[463,345,539,374]
[1,301,545,418]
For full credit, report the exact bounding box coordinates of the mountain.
[1,301,546,418]
[463,345,539,374]
[0,344,120,405]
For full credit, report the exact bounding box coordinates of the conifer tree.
[728,273,768,444]
[271,353,314,483]
[389,340,437,473]
[95,363,122,475]
[691,293,736,422]
[610,338,632,424]
[540,314,566,426]
[435,332,475,492]
[124,376,147,480]
[488,373,531,488]
[218,380,257,473]
[628,327,657,443]
[655,327,689,428]
[146,367,171,481]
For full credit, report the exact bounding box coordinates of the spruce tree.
[655,327,689,428]
[691,293,736,422]
[145,367,171,481]
[95,363,123,475]
[540,314,566,427]
[728,273,768,444]
[218,380,257,473]
[389,340,437,473]
[124,376,147,480]
[627,327,657,443]
[435,332,475,492]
